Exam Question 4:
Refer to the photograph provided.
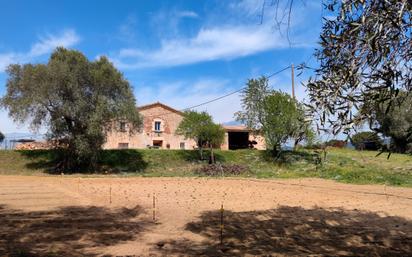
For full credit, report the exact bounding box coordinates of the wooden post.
[153,193,156,222]
[384,183,388,201]
[109,184,112,204]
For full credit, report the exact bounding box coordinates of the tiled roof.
[222,125,250,132]
[137,102,184,115]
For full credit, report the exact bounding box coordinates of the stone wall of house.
[104,104,197,150]
[220,132,266,150]
[250,134,266,150]
[104,103,266,151]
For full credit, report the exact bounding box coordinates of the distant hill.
[223,120,242,126]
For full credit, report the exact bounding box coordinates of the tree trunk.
[391,137,408,153]
[209,143,215,164]
[272,144,282,159]
[293,138,299,151]
[199,146,203,160]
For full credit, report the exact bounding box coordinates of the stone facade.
[220,125,266,150]
[104,102,266,150]
[104,102,197,150]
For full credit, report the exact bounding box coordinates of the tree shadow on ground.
[19,149,148,174]
[155,205,412,256]
[18,150,58,172]
[0,204,153,256]
[99,149,148,173]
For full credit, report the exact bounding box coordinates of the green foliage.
[200,122,225,148]
[176,110,225,147]
[364,91,412,153]
[176,111,212,144]
[176,110,225,163]
[351,132,382,151]
[1,148,411,187]
[236,78,313,155]
[0,131,4,143]
[261,91,300,153]
[307,0,411,136]
[291,104,316,148]
[0,48,142,171]
[235,77,271,131]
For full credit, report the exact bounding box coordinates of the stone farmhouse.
[104,102,265,150]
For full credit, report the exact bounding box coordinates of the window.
[180,142,185,149]
[153,140,162,148]
[120,122,127,132]
[154,121,161,132]
[118,143,129,149]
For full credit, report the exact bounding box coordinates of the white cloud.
[104,0,320,70]
[176,11,198,19]
[229,0,264,17]
[0,109,31,134]
[0,53,16,72]
[29,29,80,57]
[117,15,138,43]
[110,25,290,69]
[0,29,80,72]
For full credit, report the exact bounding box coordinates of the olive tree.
[176,110,225,163]
[363,91,412,153]
[306,0,411,136]
[0,47,142,171]
[351,131,382,151]
[260,91,303,155]
[236,77,313,156]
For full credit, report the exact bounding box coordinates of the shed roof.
[222,125,250,132]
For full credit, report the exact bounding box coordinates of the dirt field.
[0,176,411,256]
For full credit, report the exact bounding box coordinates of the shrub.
[351,132,382,151]
[304,142,324,150]
[325,139,347,148]
[196,164,249,176]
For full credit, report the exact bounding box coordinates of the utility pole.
[291,63,295,99]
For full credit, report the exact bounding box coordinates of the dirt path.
[0,175,411,256]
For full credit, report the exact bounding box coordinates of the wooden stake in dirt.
[384,183,388,201]
[220,203,224,246]
[109,184,112,204]
[153,193,156,222]
[78,178,80,193]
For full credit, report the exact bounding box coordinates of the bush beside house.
[351,132,382,151]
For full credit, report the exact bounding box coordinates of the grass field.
[0,147,411,187]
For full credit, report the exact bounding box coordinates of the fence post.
[384,183,388,201]
[109,184,112,204]
[153,193,156,222]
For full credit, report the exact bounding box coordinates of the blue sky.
[0,0,323,134]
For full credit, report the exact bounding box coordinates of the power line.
[182,65,291,111]
[266,65,291,78]
[142,65,292,118]
[182,88,245,111]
